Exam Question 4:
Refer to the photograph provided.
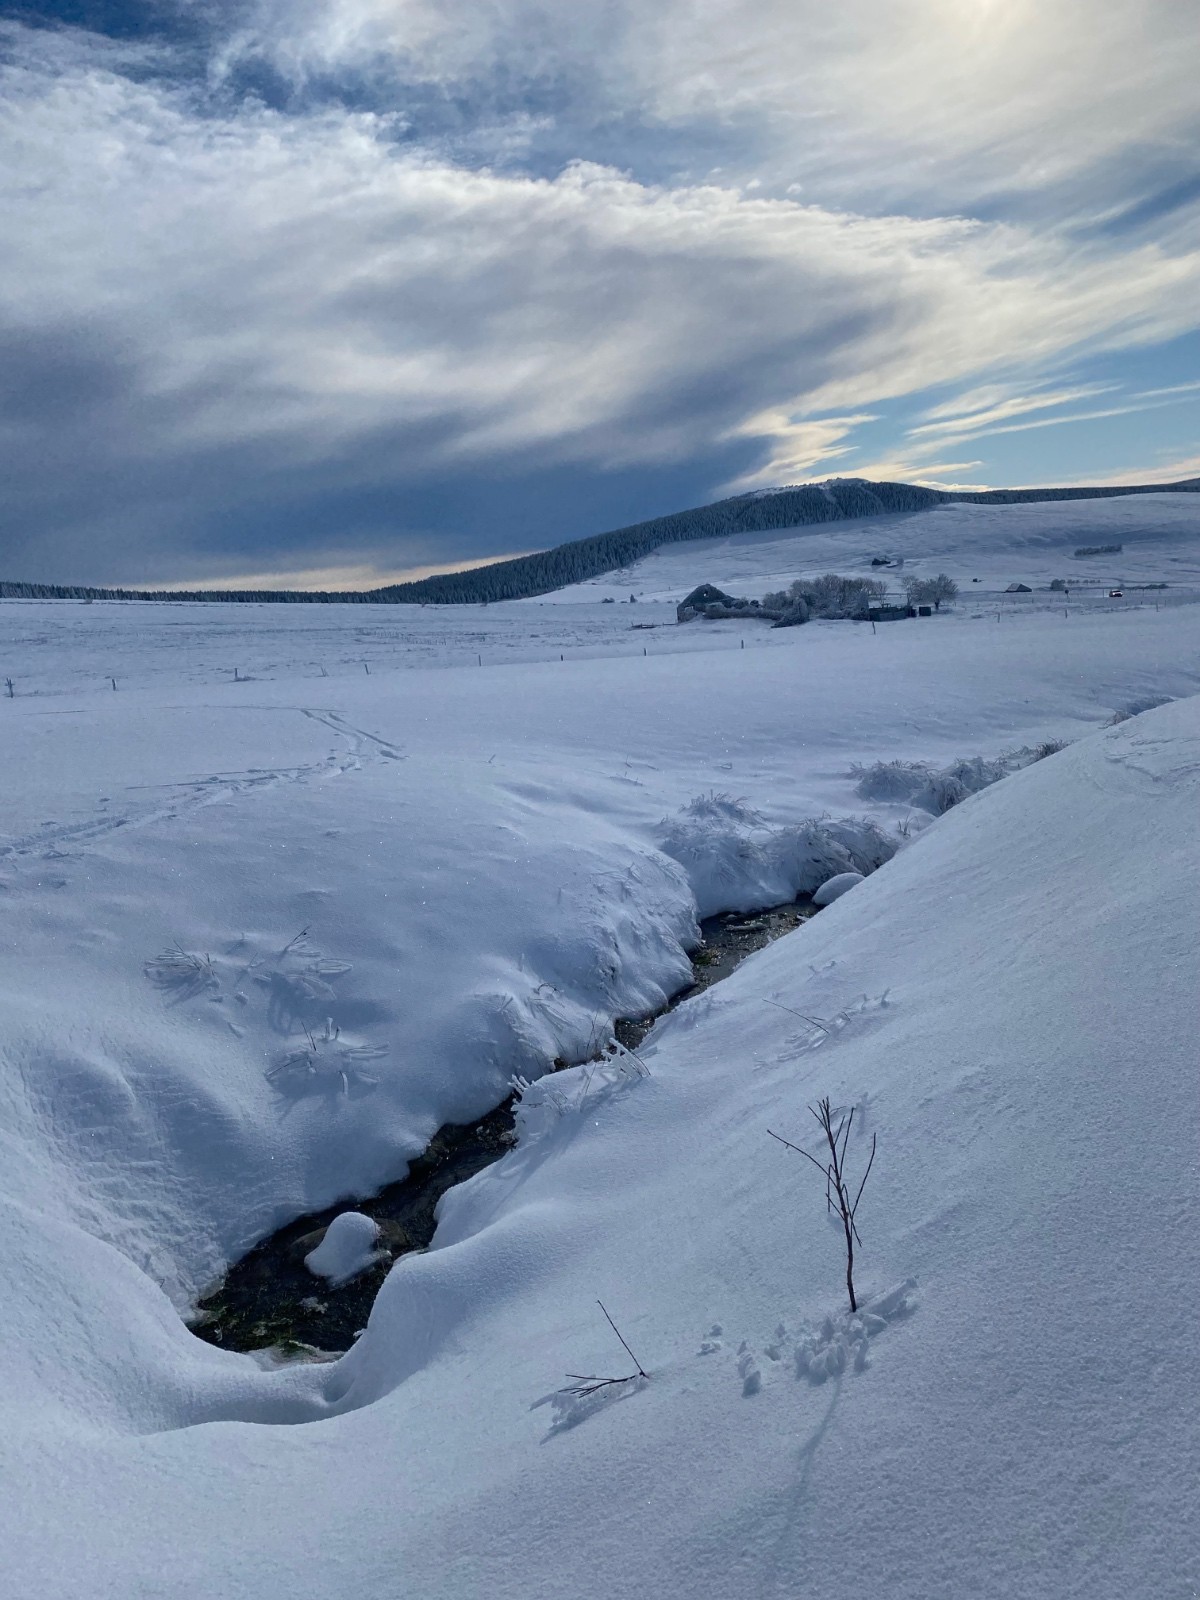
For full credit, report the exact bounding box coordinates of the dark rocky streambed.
[188,898,819,1358]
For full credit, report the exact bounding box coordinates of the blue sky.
[2,0,1199,586]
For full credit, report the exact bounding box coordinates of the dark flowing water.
[189,898,818,1357]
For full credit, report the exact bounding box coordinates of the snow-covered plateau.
[2,491,1199,1598]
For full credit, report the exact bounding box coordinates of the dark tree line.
[4,477,1197,606]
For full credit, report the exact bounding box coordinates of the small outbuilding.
[1005,582,1033,593]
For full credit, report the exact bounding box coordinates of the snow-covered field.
[2,492,1199,1599]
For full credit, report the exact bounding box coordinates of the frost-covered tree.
[903,573,957,610]
[764,574,885,620]
[925,574,958,610]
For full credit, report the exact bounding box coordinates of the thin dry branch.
[761,997,832,1034]
[597,1299,648,1379]
[772,1096,877,1312]
[558,1299,648,1397]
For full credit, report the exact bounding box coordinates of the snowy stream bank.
[191,899,823,1355]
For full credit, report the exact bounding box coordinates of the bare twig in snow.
[770,1096,877,1312]
[761,997,832,1034]
[559,1300,648,1396]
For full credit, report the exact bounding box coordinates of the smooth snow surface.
[305,1213,381,1285]
[2,492,1199,1599]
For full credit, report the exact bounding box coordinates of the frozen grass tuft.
[144,944,218,998]
[849,759,933,804]
[852,739,1072,816]
[1109,695,1174,725]
[659,799,898,916]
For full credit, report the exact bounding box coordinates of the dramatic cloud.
[224,0,1200,216]
[1,4,1199,583]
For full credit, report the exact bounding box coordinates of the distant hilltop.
[5,477,1199,606]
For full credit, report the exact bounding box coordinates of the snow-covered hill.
[540,489,1200,603]
[2,494,1199,1598]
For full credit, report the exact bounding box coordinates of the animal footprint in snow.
[764,1323,789,1362]
[794,1279,917,1384]
[737,1342,762,1397]
[716,1281,916,1398]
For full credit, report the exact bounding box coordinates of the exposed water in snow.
[191,900,823,1355]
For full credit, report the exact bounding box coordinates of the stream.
[188,897,819,1357]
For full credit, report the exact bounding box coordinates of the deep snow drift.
[1,493,1199,1598]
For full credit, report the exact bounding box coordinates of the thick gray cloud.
[1,6,1199,585]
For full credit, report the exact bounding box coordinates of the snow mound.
[304,1213,381,1285]
[812,871,864,905]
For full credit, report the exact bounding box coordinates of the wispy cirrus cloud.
[907,395,1200,449]
[719,414,878,493]
[909,385,1121,438]
[1134,380,1200,399]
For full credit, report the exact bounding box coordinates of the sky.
[2,1,1200,588]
